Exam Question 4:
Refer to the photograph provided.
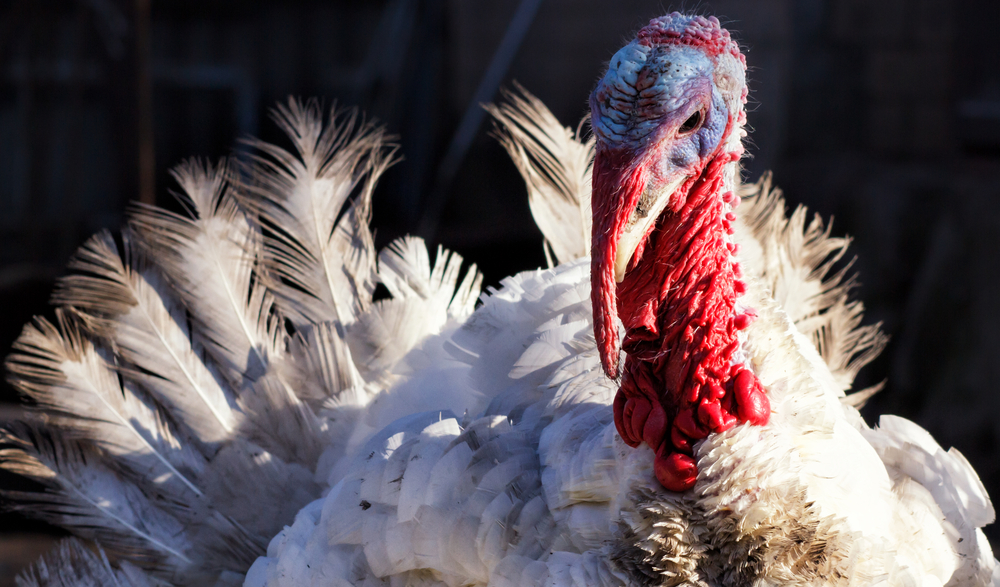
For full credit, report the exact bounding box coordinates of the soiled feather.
[5,311,204,497]
[54,230,239,446]
[128,160,282,389]
[240,99,396,329]
[487,85,594,266]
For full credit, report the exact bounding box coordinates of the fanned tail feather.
[54,230,239,445]
[738,174,889,394]
[348,236,482,380]
[0,425,196,575]
[285,321,365,409]
[2,162,329,584]
[239,98,396,329]
[2,101,481,584]
[128,160,282,389]
[1,309,306,581]
[377,237,481,321]
[5,310,205,498]
[15,538,162,587]
[235,372,327,467]
[487,84,594,266]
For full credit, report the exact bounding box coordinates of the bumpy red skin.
[635,13,745,63]
[593,139,770,493]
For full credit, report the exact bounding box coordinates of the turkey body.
[245,216,997,587]
[2,13,998,587]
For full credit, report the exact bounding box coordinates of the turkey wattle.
[2,12,997,587]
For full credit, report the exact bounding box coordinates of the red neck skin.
[606,150,770,491]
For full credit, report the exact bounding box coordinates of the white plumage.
[2,16,997,587]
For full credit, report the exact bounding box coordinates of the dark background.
[1,0,998,580]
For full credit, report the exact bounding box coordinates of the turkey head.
[589,13,769,491]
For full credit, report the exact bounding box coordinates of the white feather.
[0,426,194,572]
[347,236,481,379]
[487,85,594,266]
[248,254,998,587]
[236,372,327,467]
[15,538,161,587]
[286,322,365,408]
[129,160,282,388]
[55,230,239,444]
[240,99,395,329]
[5,312,205,497]
[200,441,320,545]
[6,86,996,587]
[4,155,347,585]
[737,174,889,394]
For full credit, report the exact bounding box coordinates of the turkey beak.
[611,175,686,283]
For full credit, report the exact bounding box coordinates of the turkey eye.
[678,110,702,134]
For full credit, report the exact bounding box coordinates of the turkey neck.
[612,146,770,491]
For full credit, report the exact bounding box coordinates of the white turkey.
[1,12,996,587]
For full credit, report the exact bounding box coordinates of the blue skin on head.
[660,89,728,172]
[591,42,730,180]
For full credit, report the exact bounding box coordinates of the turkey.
[2,12,997,587]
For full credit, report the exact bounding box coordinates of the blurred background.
[0,0,998,580]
